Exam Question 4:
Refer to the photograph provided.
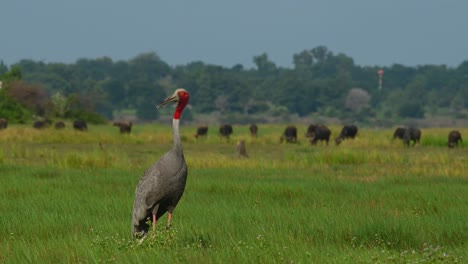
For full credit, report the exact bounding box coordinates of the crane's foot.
[137,235,146,245]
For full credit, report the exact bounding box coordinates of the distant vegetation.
[1,46,467,125]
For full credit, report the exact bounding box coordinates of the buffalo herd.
[0,118,465,149]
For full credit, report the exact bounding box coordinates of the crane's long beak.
[156,95,179,109]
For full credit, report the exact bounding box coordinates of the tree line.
[1,46,467,125]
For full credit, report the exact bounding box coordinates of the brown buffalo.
[0,118,7,130]
[249,124,258,137]
[448,130,463,148]
[113,121,132,134]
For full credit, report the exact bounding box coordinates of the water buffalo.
[306,124,331,145]
[0,118,7,129]
[73,120,88,131]
[55,121,66,129]
[404,127,421,146]
[194,125,208,138]
[219,124,233,139]
[393,127,421,146]
[249,124,258,137]
[33,119,52,129]
[392,127,407,140]
[280,125,297,143]
[448,130,462,148]
[335,125,358,145]
[113,121,132,134]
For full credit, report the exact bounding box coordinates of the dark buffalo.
[305,124,315,138]
[194,126,208,138]
[448,130,462,148]
[33,119,51,129]
[335,125,358,145]
[55,121,66,129]
[249,124,258,137]
[306,124,331,145]
[280,125,297,143]
[393,127,421,146]
[404,127,421,146]
[219,124,233,139]
[113,121,132,134]
[0,118,7,130]
[392,127,407,140]
[73,120,88,131]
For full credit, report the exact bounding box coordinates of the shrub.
[0,90,31,123]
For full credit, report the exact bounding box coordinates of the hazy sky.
[1,1,467,68]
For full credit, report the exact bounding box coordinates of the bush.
[0,90,31,123]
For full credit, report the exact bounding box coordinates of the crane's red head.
[157,88,190,120]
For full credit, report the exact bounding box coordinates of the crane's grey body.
[132,114,188,237]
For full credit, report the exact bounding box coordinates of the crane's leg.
[152,214,157,234]
[166,213,172,230]
[151,204,160,236]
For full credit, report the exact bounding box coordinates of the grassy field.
[0,122,467,263]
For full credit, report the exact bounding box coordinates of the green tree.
[253,53,277,74]
[50,92,68,117]
[0,89,31,123]
[132,80,165,121]
[293,50,314,71]
[0,61,8,76]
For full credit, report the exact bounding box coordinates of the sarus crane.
[132,88,190,238]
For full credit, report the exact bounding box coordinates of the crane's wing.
[132,162,165,226]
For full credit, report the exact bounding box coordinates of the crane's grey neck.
[172,118,182,151]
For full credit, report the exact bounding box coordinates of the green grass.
[0,123,467,263]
